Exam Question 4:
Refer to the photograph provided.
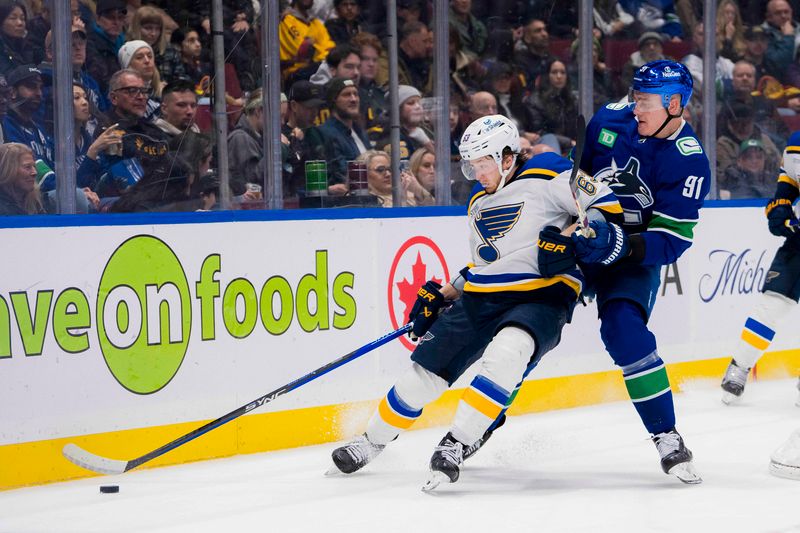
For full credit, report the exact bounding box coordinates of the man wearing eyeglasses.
[90,69,169,197]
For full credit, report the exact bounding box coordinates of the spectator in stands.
[683,23,734,97]
[128,6,170,69]
[621,31,667,89]
[377,84,433,159]
[38,24,108,136]
[485,61,532,131]
[325,0,362,46]
[449,24,482,98]
[197,169,219,210]
[283,80,324,197]
[398,21,433,95]
[525,59,578,154]
[761,0,800,82]
[228,89,265,197]
[568,36,616,110]
[279,0,335,83]
[73,83,122,191]
[0,143,45,215]
[720,138,775,199]
[358,149,432,207]
[2,65,54,181]
[27,0,51,65]
[306,77,369,193]
[717,0,747,61]
[726,59,788,148]
[351,32,388,141]
[0,74,8,142]
[468,90,498,122]
[110,153,198,213]
[408,146,436,199]
[160,26,209,89]
[513,18,552,89]
[618,0,683,39]
[744,25,770,81]
[594,0,635,37]
[169,131,212,192]
[153,80,199,138]
[86,0,127,94]
[118,40,162,119]
[450,0,487,56]
[309,43,361,86]
[94,69,169,197]
[717,99,781,177]
[0,0,33,75]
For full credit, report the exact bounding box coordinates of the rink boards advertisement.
[1,204,799,489]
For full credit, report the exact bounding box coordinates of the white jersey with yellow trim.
[777,132,800,209]
[462,152,621,296]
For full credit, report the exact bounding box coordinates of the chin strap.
[643,108,683,139]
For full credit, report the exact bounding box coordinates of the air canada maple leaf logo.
[388,236,449,351]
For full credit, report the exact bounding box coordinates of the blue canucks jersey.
[580,103,711,266]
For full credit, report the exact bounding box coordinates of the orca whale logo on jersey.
[473,202,524,263]
[596,157,654,209]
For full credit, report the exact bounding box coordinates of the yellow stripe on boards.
[741,329,770,351]
[377,396,416,430]
[4,351,800,491]
[461,387,503,419]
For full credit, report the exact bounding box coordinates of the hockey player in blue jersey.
[720,132,800,406]
[568,59,709,484]
[328,115,622,489]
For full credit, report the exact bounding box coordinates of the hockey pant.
[365,326,535,447]
[731,290,796,370]
[600,299,675,435]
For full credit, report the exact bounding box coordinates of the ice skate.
[328,434,385,475]
[721,359,750,405]
[652,428,702,484]
[422,433,464,492]
[769,429,800,479]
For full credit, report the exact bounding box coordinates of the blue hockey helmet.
[632,60,693,109]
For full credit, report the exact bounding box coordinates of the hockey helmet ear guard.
[631,60,693,109]
[459,114,520,192]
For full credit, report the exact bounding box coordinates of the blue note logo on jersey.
[473,203,524,263]
[596,157,654,209]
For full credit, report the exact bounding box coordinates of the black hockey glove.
[572,221,629,266]
[766,198,799,238]
[407,280,445,341]
[537,226,576,278]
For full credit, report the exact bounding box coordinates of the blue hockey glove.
[766,198,798,238]
[407,280,445,341]
[537,226,576,278]
[572,221,629,266]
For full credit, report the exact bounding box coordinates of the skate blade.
[667,462,703,484]
[324,464,345,477]
[721,391,742,405]
[421,471,450,492]
[769,460,800,480]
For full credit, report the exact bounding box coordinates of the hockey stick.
[63,323,412,475]
[568,114,595,238]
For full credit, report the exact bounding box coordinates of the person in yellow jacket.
[280,0,335,82]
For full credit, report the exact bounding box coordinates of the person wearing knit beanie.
[118,40,153,69]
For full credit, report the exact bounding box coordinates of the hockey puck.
[99,485,119,494]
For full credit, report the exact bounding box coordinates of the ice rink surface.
[2,378,800,533]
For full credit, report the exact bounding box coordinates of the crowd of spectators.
[3,0,800,215]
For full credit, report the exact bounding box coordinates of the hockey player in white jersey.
[721,132,800,405]
[328,115,622,489]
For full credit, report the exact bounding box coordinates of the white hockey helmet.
[459,114,520,192]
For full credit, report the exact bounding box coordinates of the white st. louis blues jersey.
[462,152,621,298]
